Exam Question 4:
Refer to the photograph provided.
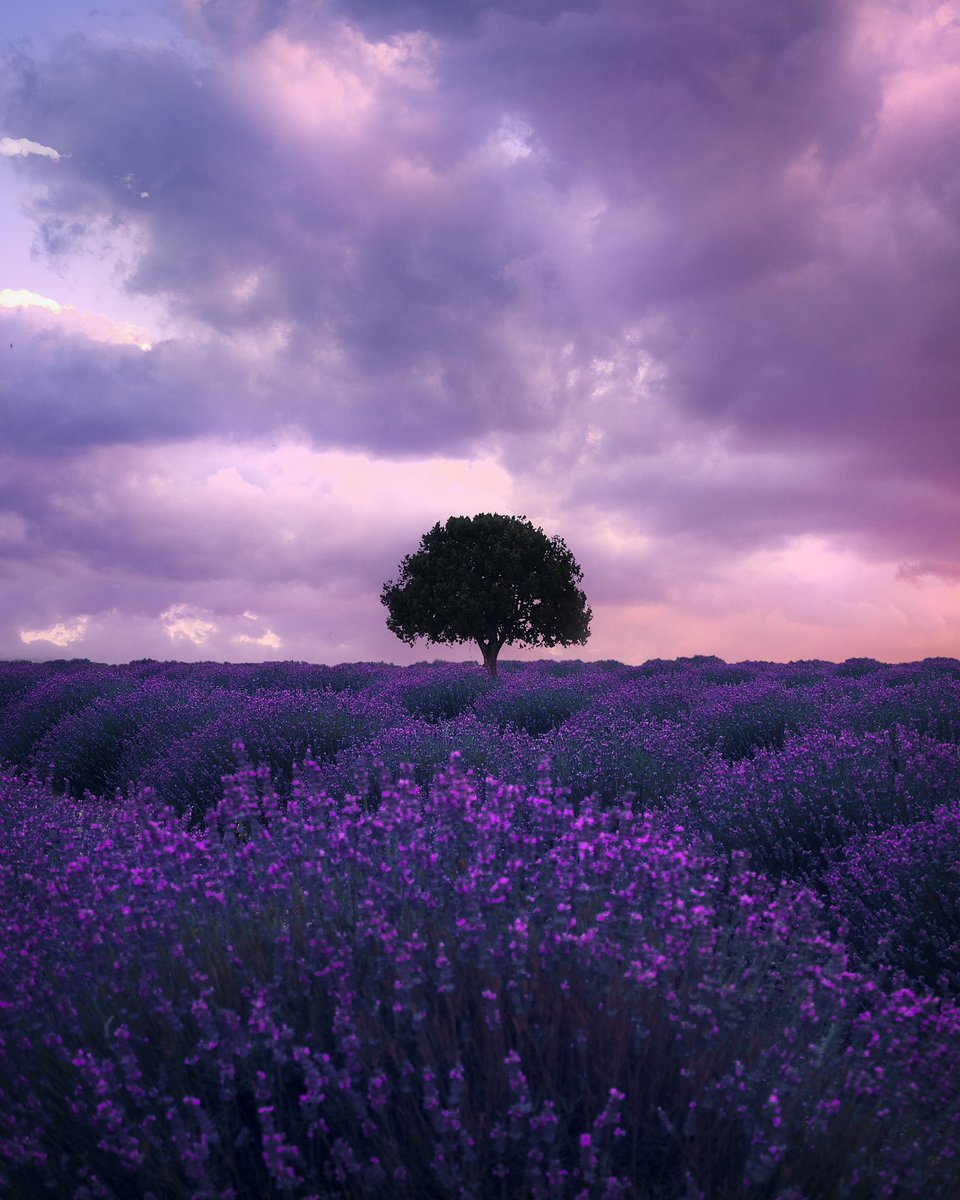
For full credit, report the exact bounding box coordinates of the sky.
[1,0,959,668]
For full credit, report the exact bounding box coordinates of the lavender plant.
[317,711,542,807]
[384,661,496,723]
[5,656,960,1198]
[663,724,960,885]
[31,679,239,799]
[0,662,131,769]
[821,802,960,997]
[139,689,402,822]
[471,668,603,737]
[2,754,959,1199]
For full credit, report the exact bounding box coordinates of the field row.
[2,656,959,1198]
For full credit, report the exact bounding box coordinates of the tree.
[380,513,592,678]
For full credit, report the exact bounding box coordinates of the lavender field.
[2,655,959,1199]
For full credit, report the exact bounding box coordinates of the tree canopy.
[380,513,592,677]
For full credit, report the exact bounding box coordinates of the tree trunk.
[479,640,499,678]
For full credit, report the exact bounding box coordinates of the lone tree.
[380,513,592,678]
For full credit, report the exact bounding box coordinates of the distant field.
[2,656,959,1198]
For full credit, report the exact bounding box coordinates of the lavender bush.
[317,711,542,808]
[3,755,959,1199]
[0,662,132,768]
[385,662,497,723]
[137,689,403,823]
[3,656,960,1198]
[820,802,960,996]
[662,724,960,886]
[470,664,608,737]
[31,679,239,799]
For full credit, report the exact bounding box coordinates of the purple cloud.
[1,0,959,662]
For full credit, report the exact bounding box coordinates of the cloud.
[177,0,597,45]
[20,615,90,647]
[1,0,959,664]
[234,629,283,648]
[0,440,518,587]
[897,561,960,585]
[3,451,957,665]
[0,288,62,312]
[160,603,217,644]
[7,3,953,479]
[0,28,595,458]
[0,289,152,347]
[0,136,61,161]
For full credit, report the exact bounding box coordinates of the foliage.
[386,660,496,722]
[0,663,133,769]
[685,680,821,760]
[138,689,400,824]
[30,678,237,798]
[5,653,960,1012]
[381,514,592,676]
[3,758,960,1199]
[317,712,541,808]
[821,803,960,995]
[472,669,600,737]
[663,725,960,887]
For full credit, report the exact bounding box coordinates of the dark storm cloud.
[178,0,598,43]
[329,0,598,36]
[0,308,349,453]
[1,26,590,456]
[177,0,296,46]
